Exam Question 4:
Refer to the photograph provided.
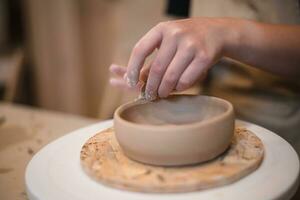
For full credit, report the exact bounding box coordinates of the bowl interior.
[120,95,230,126]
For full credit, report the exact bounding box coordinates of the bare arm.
[224,20,300,78]
[110,18,300,100]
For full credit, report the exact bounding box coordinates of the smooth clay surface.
[114,95,235,166]
[121,95,228,125]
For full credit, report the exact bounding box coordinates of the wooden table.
[0,102,97,200]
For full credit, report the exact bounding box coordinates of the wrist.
[222,18,260,58]
[222,19,243,57]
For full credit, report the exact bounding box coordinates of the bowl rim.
[113,95,234,130]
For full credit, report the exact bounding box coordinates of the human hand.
[125,18,236,100]
[111,18,300,91]
[109,63,149,92]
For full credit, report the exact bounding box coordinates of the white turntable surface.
[25,120,299,200]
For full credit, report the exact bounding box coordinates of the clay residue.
[0,167,13,174]
[0,125,32,151]
[0,116,6,126]
[136,81,157,101]
[27,147,34,155]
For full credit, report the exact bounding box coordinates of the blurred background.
[0,0,299,118]
[1,1,300,199]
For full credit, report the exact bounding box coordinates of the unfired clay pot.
[113,95,234,166]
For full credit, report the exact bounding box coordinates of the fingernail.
[123,73,130,85]
[145,90,157,101]
[127,77,137,87]
[109,78,117,85]
[128,69,140,87]
[109,64,116,70]
[124,73,136,87]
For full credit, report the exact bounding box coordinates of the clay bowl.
[113,95,234,166]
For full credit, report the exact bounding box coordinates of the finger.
[110,78,129,89]
[176,57,210,91]
[127,25,163,87]
[158,47,195,98]
[140,65,150,83]
[109,78,141,92]
[144,37,177,100]
[109,64,126,77]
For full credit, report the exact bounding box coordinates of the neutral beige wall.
[191,0,300,24]
[98,0,173,118]
[24,0,173,118]
[25,0,85,114]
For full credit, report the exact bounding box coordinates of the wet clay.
[122,95,227,125]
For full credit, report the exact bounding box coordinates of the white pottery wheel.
[25,120,299,200]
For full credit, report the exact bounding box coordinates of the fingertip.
[126,73,138,87]
[109,78,117,86]
[109,63,117,71]
[123,72,127,80]
[110,64,127,75]
[157,86,165,98]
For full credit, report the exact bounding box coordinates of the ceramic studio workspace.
[1,1,300,200]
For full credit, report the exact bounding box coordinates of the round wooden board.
[80,127,264,193]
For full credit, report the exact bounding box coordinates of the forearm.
[114,18,300,100]
[223,19,300,78]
